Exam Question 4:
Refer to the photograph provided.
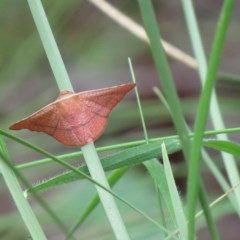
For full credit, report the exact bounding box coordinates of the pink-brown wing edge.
[9,90,74,132]
[78,83,136,118]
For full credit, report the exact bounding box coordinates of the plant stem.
[82,143,130,239]
[66,167,129,239]
[137,0,189,159]
[182,0,240,218]
[27,0,73,91]
[0,136,47,240]
[186,0,236,239]
[27,0,130,238]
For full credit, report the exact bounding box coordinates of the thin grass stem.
[0,136,47,240]
[162,143,187,240]
[128,58,149,143]
[81,143,130,239]
[27,0,73,91]
[186,1,236,238]
[182,0,240,220]
[26,0,130,238]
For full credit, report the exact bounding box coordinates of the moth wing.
[9,91,80,146]
[9,103,59,133]
[74,83,135,143]
[9,84,135,146]
[80,83,135,118]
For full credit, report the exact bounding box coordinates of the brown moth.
[10,83,135,146]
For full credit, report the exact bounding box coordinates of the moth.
[10,83,135,146]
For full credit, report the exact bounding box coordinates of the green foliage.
[1,0,240,239]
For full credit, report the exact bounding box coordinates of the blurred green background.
[1,1,240,239]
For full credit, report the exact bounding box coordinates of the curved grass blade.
[66,167,129,239]
[203,139,240,157]
[0,130,176,232]
[162,143,187,239]
[29,139,182,193]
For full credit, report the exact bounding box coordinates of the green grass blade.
[144,159,175,226]
[137,0,189,160]
[3,127,240,172]
[155,79,220,239]
[28,139,181,192]
[162,143,187,239]
[128,57,149,143]
[128,58,175,229]
[201,150,238,210]
[0,149,71,238]
[182,0,240,220]
[186,1,236,238]
[66,167,129,239]
[26,1,131,238]
[198,185,220,240]
[0,136,47,240]
[0,132,172,231]
[203,139,240,157]
[81,143,130,240]
[27,0,73,91]
[181,0,207,79]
